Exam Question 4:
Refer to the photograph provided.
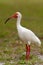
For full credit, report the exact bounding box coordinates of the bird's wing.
[22,27,41,45]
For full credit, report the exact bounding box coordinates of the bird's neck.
[16,17,21,29]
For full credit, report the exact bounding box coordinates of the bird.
[5,12,41,60]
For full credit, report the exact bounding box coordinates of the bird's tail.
[36,37,41,47]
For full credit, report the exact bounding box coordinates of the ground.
[0,0,43,65]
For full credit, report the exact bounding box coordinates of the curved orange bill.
[5,13,18,24]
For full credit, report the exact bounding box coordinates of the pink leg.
[26,44,30,60]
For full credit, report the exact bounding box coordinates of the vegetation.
[0,0,43,65]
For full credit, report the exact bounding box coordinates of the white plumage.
[5,12,41,60]
[16,12,41,46]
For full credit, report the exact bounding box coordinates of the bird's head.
[5,12,22,24]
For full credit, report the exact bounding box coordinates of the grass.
[0,0,43,65]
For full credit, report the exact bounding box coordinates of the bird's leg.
[26,44,30,60]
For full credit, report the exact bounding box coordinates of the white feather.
[16,12,41,46]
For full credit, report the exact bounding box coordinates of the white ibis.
[5,12,41,60]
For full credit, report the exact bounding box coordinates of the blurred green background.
[0,0,43,65]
